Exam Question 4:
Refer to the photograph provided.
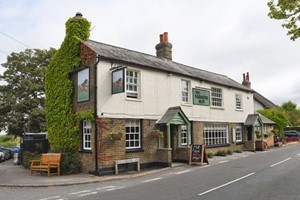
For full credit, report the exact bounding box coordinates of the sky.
[1,0,300,107]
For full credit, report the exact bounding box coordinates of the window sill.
[79,149,92,154]
[210,106,225,110]
[181,103,192,107]
[206,144,230,148]
[126,148,144,153]
[126,98,142,102]
[235,109,243,112]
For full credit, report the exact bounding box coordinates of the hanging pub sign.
[192,88,210,106]
[77,68,90,102]
[189,144,209,166]
[112,68,125,94]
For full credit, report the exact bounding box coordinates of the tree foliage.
[0,48,56,137]
[257,108,290,137]
[281,101,300,125]
[45,15,90,153]
[268,0,300,41]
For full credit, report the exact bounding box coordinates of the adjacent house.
[71,15,276,175]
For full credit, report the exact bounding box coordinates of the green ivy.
[75,109,94,121]
[45,15,91,153]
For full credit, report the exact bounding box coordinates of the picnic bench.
[115,158,140,175]
[30,153,62,177]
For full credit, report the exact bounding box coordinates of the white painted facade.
[97,60,254,123]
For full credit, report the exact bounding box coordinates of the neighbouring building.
[70,14,276,175]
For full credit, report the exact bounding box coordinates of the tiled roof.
[254,92,277,109]
[244,113,276,126]
[83,40,254,92]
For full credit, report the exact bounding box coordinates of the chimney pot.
[74,12,83,18]
[163,32,169,42]
[159,34,164,43]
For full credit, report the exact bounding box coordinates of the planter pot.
[151,131,163,138]
[111,133,123,140]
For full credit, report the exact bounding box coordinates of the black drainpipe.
[94,56,100,175]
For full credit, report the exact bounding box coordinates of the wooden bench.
[115,158,140,175]
[30,153,62,177]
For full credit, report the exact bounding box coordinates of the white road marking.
[297,153,300,156]
[198,172,255,196]
[107,186,125,191]
[96,186,115,190]
[69,190,91,195]
[142,177,162,183]
[175,170,191,174]
[270,157,291,168]
[219,160,229,164]
[39,196,61,200]
[78,191,97,197]
[201,165,211,168]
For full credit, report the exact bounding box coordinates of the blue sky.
[1,0,300,107]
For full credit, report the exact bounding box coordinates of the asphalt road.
[2,144,300,200]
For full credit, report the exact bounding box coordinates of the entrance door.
[247,127,253,141]
[170,125,178,161]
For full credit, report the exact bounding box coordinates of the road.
[2,144,300,200]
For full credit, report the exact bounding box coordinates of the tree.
[257,108,290,137]
[281,101,300,125]
[0,48,57,137]
[268,0,300,41]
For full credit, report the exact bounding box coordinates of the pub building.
[70,13,276,175]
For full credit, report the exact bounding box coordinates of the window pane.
[125,120,141,149]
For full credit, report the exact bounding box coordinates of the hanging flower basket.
[151,130,163,138]
[110,132,124,140]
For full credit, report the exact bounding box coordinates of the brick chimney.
[242,72,251,88]
[155,32,173,60]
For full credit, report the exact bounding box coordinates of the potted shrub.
[151,129,164,138]
[110,132,124,140]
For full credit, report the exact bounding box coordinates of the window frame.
[126,69,140,99]
[179,125,191,146]
[203,124,229,146]
[125,119,142,150]
[82,120,92,151]
[235,124,243,142]
[211,87,223,107]
[235,94,243,110]
[181,79,190,104]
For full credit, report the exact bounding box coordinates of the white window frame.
[236,94,243,110]
[235,124,242,142]
[125,120,141,149]
[83,120,92,150]
[211,87,223,107]
[181,80,190,104]
[180,125,188,146]
[126,69,140,99]
[203,124,228,146]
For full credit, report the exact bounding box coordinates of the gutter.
[94,56,100,175]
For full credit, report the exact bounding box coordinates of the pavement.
[0,146,287,188]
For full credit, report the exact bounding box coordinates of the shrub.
[215,150,227,156]
[234,149,243,153]
[22,151,42,169]
[227,150,232,155]
[59,151,81,175]
[207,152,214,158]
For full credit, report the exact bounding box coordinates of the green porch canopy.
[156,106,191,148]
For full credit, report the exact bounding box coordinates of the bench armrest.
[30,159,41,166]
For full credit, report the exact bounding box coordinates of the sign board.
[112,68,125,94]
[77,68,90,102]
[189,144,209,166]
[192,88,210,106]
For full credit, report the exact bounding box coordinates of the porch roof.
[244,113,276,126]
[156,106,190,126]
